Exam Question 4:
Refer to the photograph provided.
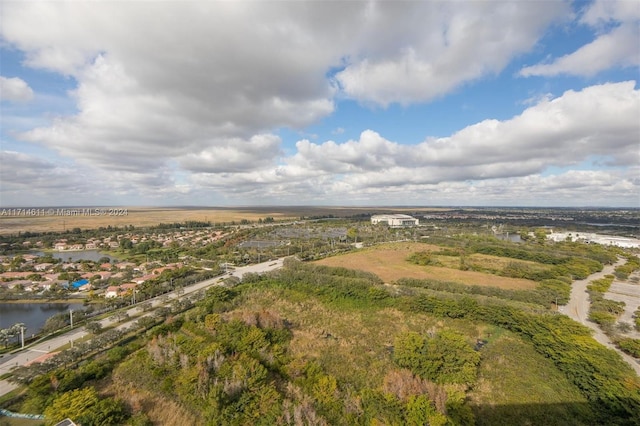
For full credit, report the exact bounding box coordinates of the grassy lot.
[469,332,593,425]
[314,242,538,289]
[226,287,591,425]
[230,287,413,388]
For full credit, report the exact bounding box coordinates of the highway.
[0,258,285,398]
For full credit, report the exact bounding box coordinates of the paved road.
[0,258,285,398]
[563,258,640,376]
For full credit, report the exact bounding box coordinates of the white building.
[371,214,419,227]
[547,231,640,248]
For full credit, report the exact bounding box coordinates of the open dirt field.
[0,207,289,235]
[314,242,538,290]
[0,206,446,235]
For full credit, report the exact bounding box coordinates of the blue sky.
[1,0,638,207]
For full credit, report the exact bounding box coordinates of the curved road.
[563,258,640,376]
[0,258,285,398]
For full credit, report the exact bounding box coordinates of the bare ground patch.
[0,207,296,235]
[0,206,453,235]
[314,242,537,290]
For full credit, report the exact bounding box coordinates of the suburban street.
[0,258,285,398]
[563,258,640,376]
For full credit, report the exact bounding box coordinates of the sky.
[0,0,639,208]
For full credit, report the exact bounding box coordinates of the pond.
[0,302,85,336]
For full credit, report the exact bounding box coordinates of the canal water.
[0,302,84,335]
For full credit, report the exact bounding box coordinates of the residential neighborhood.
[0,252,184,299]
[0,227,231,301]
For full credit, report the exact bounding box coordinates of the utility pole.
[20,326,25,349]
[70,309,73,327]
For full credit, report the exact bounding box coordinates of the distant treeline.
[149,221,212,230]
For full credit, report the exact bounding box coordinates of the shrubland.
[3,237,639,425]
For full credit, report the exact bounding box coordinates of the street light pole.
[70,309,73,327]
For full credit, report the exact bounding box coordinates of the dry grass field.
[314,242,538,290]
[229,288,450,388]
[0,206,445,235]
[0,207,292,235]
[227,288,587,423]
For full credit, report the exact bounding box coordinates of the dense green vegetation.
[616,338,640,358]
[404,237,617,308]
[397,276,567,307]
[614,255,640,280]
[586,275,624,329]
[394,330,480,385]
[3,231,639,425]
[408,293,639,423]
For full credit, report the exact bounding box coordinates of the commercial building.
[371,214,419,227]
[547,231,640,248]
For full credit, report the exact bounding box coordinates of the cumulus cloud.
[0,76,34,102]
[180,134,282,173]
[228,81,637,203]
[3,1,343,176]
[1,2,637,206]
[1,0,569,173]
[520,0,640,77]
[0,150,88,196]
[335,1,568,106]
[0,149,192,206]
[282,82,639,181]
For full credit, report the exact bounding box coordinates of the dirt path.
[562,258,640,376]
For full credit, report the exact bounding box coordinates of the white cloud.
[11,81,635,206]
[580,0,640,27]
[179,134,282,173]
[0,150,88,196]
[3,2,343,176]
[1,2,637,207]
[243,81,638,202]
[0,76,34,102]
[0,149,193,206]
[282,81,639,179]
[520,0,640,77]
[335,1,568,106]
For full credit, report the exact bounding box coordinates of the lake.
[0,302,84,336]
[31,250,119,262]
